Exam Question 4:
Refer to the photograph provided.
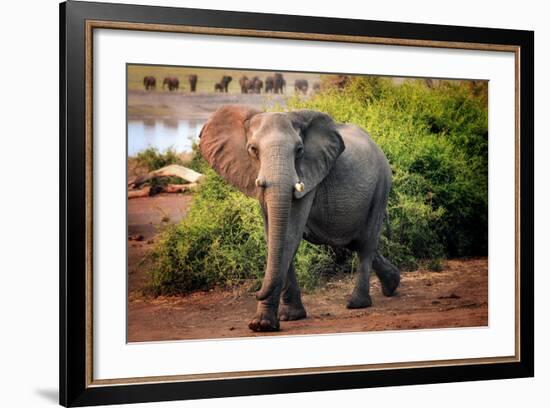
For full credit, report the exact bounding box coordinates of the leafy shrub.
[286,77,488,260]
[294,244,356,292]
[147,167,263,295]
[426,257,444,272]
[186,143,210,174]
[135,146,182,171]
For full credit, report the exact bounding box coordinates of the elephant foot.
[380,272,400,297]
[346,291,372,309]
[373,254,401,297]
[248,309,280,332]
[279,302,307,321]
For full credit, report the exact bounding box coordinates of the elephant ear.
[199,105,261,197]
[288,110,345,199]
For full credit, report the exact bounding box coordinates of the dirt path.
[128,255,488,342]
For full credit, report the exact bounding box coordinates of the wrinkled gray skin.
[199,106,400,332]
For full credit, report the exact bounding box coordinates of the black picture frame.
[60,1,534,406]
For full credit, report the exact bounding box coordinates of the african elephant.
[294,79,309,94]
[162,77,179,91]
[239,76,251,94]
[143,76,156,90]
[265,76,274,93]
[239,76,262,94]
[250,76,263,94]
[199,105,400,332]
[188,74,198,92]
[273,73,285,94]
[219,75,232,93]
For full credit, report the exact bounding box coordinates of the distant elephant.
[219,75,232,93]
[143,76,156,90]
[264,76,274,93]
[294,79,309,94]
[239,76,250,94]
[273,73,285,94]
[162,77,179,91]
[214,82,223,92]
[188,74,198,92]
[199,106,400,332]
[250,76,263,94]
[312,82,321,92]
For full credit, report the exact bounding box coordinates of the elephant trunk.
[255,172,295,301]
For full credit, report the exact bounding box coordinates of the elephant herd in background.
[142,75,195,92]
[142,72,318,94]
[239,73,289,94]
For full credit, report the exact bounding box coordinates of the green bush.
[286,77,488,260]
[135,146,182,171]
[148,77,488,295]
[147,167,263,295]
[426,257,444,272]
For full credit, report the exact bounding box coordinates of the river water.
[128,118,206,156]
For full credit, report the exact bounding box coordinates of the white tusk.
[255,178,262,187]
[295,182,305,192]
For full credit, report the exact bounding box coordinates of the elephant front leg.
[249,194,314,332]
[248,289,281,332]
[279,264,307,321]
[248,206,282,332]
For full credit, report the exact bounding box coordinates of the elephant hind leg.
[279,264,307,321]
[346,253,373,309]
[372,253,400,297]
[347,196,388,309]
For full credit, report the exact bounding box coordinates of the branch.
[128,164,204,188]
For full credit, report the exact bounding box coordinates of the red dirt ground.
[127,194,488,342]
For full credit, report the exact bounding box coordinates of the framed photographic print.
[59,1,534,406]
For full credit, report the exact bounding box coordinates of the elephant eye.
[247,144,259,158]
[296,145,304,158]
